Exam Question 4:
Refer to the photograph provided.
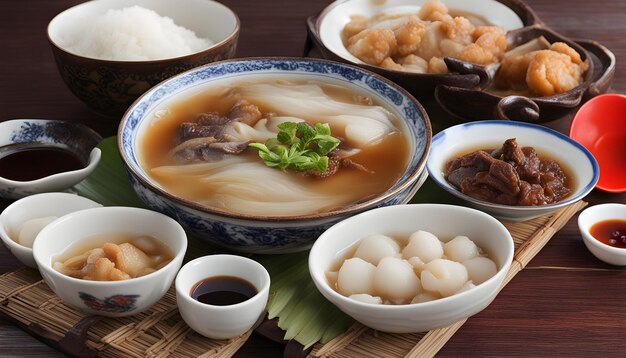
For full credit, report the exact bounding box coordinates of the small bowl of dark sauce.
[578,203,626,266]
[0,119,102,199]
[175,254,270,339]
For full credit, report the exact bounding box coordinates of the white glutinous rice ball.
[463,256,498,285]
[410,291,441,304]
[443,236,480,263]
[402,230,443,263]
[421,259,469,297]
[374,257,421,300]
[349,294,383,304]
[407,256,425,275]
[354,234,400,265]
[337,258,376,296]
[17,216,58,248]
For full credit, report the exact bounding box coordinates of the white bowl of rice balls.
[32,206,187,317]
[118,57,432,254]
[309,204,514,333]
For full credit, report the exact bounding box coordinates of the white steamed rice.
[59,6,213,61]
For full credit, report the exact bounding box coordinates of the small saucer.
[0,119,102,199]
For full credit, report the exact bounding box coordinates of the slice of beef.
[195,112,231,126]
[179,122,226,143]
[229,100,262,126]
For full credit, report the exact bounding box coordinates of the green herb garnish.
[249,122,341,172]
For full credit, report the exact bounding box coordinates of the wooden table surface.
[1,0,625,356]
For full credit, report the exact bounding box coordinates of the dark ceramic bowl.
[435,26,616,123]
[305,0,537,97]
[47,0,240,118]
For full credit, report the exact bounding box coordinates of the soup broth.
[140,79,411,217]
[54,233,173,281]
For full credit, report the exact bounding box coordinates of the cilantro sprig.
[249,122,341,172]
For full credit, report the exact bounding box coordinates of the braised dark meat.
[445,138,571,206]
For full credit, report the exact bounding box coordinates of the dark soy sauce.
[190,276,258,306]
[0,143,85,181]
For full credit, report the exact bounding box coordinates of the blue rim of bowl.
[426,120,600,211]
[118,57,432,222]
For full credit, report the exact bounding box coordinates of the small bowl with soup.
[0,119,101,199]
[426,120,599,221]
[32,206,187,317]
[118,57,432,254]
[47,0,240,117]
[306,0,533,96]
[0,192,101,268]
[309,204,514,333]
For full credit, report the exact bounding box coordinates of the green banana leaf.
[69,136,455,349]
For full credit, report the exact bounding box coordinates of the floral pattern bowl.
[47,0,240,118]
[118,58,432,254]
[0,119,102,199]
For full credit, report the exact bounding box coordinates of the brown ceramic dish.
[47,0,240,118]
[435,26,615,123]
[305,0,538,97]
[306,0,615,123]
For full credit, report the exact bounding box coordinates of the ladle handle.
[494,95,540,122]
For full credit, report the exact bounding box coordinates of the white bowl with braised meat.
[426,120,599,221]
[32,206,187,317]
[118,57,432,254]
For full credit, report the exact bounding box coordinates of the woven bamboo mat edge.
[308,200,587,358]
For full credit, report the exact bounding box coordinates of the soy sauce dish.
[0,119,102,199]
[175,255,270,339]
[578,204,626,266]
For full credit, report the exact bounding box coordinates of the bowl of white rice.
[47,0,240,117]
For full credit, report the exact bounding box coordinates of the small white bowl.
[0,192,102,268]
[32,206,187,317]
[578,203,626,266]
[175,255,270,339]
[426,120,599,221]
[0,119,101,199]
[309,204,514,333]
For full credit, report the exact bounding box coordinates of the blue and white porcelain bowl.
[426,120,599,221]
[0,119,102,199]
[118,58,432,253]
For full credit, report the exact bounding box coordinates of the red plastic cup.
[570,94,626,193]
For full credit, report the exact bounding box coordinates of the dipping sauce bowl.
[570,93,626,193]
[175,255,270,339]
[578,203,626,266]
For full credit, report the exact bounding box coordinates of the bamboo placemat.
[309,200,587,358]
[0,201,585,357]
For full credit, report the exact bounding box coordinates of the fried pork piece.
[418,0,452,22]
[347,28,397,65]
[495,42,589,96]
[53,242,165,281]
[342,0,507,73]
